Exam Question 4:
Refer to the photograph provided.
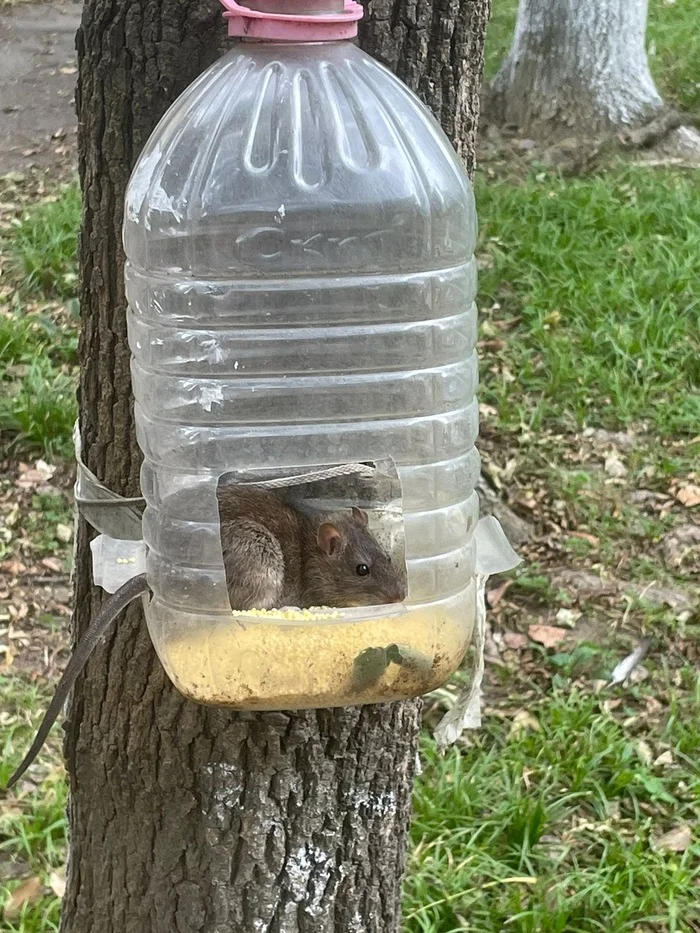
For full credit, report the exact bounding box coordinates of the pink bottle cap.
[221,0,363,41]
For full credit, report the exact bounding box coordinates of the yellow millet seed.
[229,606,340,621]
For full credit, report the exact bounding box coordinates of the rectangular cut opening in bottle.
[216,459,408,612]
[145,459,471,709]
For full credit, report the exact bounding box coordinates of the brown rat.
[217,485,406,610]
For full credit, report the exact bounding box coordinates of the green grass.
[484,0,700,114]
[437,17,700,919]
[647,0,700,114]
[21,492,74,559]
[0,488,74,565]
[0,181,80,457]
[406,680,700,932]
[483,0,517,81]
[7,185,80,299]
[476,164,700,436]
[0,303,78,459]
[0,678,66,932]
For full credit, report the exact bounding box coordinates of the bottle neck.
[221,0,363,42]
[239,0,345,13]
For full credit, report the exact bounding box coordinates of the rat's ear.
[317,523,344,557]
[351,507,369,527]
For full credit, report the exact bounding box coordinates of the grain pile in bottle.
[164,606,470,710]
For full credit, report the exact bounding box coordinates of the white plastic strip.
[433,516,522,749]
[90,535,147,594]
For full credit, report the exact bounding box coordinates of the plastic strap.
[433,517,522,749]
[241,462,378,489]
[73,421,145,541]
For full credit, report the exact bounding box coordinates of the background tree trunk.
[66,2,489,931]
[489,0,664,135]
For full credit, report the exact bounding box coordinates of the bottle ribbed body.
[124,41,479,709]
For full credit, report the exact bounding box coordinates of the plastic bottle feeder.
[117,0,480,710]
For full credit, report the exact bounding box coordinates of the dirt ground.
[0,1,80,175]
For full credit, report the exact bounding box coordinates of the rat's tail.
[5,573,151,790]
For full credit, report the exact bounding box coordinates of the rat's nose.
[387,588,405,604]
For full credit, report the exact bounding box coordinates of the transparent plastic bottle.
[123,0,480,710]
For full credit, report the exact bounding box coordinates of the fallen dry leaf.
[635,740,653,767]
[503,632,529,650]
[604,453,628,478]
[3,875,45,920]
[16,460,56,489]
[555,608,581,628]
[49,869,66,899]
[528,624,568,648]
[55,523,73,543]
[654,750,674,768]
[627,665,650,685]
[588,428,637,451]
[8,601,28,621]
[478,338,506,352]
[1,559,27,576]
[40,557,63,574]
[4,503,20,528]
[662,523,700,568]
[509,710,540,738]
[491,315,521,331]
[609,637,652,686]
[552,569,618,599]
[568,530,600,546]
[676,484,700,508]
[654,825,692,853]
[487,579,512,608]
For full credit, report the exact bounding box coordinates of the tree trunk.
[359,0,490,176]
[490,0,664,135]
[66,2,488,932]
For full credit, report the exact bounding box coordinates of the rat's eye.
[356,563,370,577]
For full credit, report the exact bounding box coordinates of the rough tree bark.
[66,2,489,931]
[489,0,664,135]
[359,0,490,176]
